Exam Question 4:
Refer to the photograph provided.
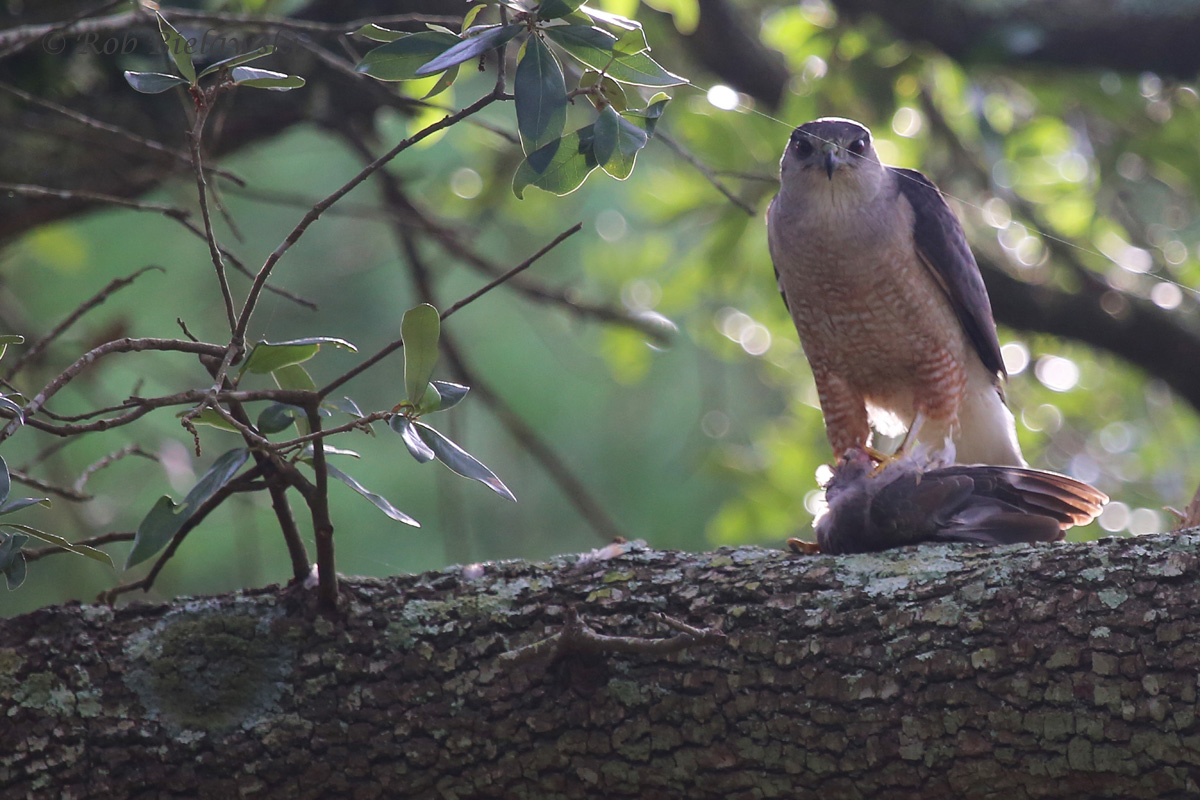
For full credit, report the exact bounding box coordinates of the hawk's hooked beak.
[821,142,840,180]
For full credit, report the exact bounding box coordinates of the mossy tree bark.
[4,534,1200,799]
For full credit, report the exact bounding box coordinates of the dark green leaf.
[515,36,569,155]
[0,455,8,507]
[156,12,196,83]
[625,92,671,137]
[0,532,27,590]
[592,105,649,179]
[197,45,276,77]
[354,24,407,42]
[230,67,305,91]
[243,337,356,375]
[415,422,516,501]
[126,448,250,568]
[124,71,189,93]
[357,32,460,81]
[326,464,420,527]
[391,416,436,463]
[4,523,113,568]
[257,402,301,434]
[537,0,586,20]
[414,23,522,76]
[512,125,599,198]
[430,381,469,411]
[402,304,441,405]
[544,25,683,86]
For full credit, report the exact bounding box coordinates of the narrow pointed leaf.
[0,497,49,515]
[124,71,189,93]
[325,464,420,527]
[357,32,460,80]
[402,304,441,405]
[156,12,196,83]
[423,64,460,99]
[3,523,113,568]
[230,67,305,91]
[414,23,522,76]
[243,337,356,375]
[515,35,568,154]
[0,533,27,590]
[329,396,365,417]
[126,448,250,568]
[461,4,487,32]
[415,422,516,502]
[391,416,436,463]
[593,105,649,179]
[354,24,406,43]
[197,45,276,77]
[430,381,469,411]
[513,125,599,198]
[0,395,25,425]
[0,455,8,507]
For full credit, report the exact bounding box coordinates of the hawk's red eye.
[848,138,868,156]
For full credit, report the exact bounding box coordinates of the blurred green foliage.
[4,0,1199,616]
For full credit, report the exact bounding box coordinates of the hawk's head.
[779,118,885,201]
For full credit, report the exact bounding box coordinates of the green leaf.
[580,70,627,111]
[357,32,460,81]
[329,396,365,417]
[402,304,441,406]
[430,381,469,411]
[578,5,642,29]
[592,105,649,179]
[515,36,569,155]
[3,523,113,568]
[512,125,599,198]
[0,455,9,507]
[325,464,420,527]
[0,334,24,362]
[0,497,49,516]
[272,364,317,392]
[391,416,436,463]
[415,422,516,501]
[126,448,250,568]
[423,64,460,99]
[354,24,407,43]
[197,45,276,77]
[543,26,684,86]
[614,27,649,55]
[414,23,522,76]
[417,382,443,414]
[0,532,27,590]
[230,67,305,91]
[538,0,586,20]
[184,407,240,432]
[461,4,487,32]
[0,394,25,425]
[156,12,196,84]
[257,402,301,434]
[123,71,189,93]
[243,337,356,375]
[625,93,671,137]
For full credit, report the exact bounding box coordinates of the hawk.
[811,446,1107,555]
[767,117,1024,466]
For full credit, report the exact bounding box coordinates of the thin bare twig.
[73,444,157,495]
[3,266,162,381]
[24,531,134,564]
[187,98,239,334]
[0,0,127,60]
[0,184,189,219]
[656,132,756,216]
[8,469,90,502]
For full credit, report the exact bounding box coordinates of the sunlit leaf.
[578,5,642,29]
[414,23,522,76]
[614,27,649,55]
[325,463,420,527]
[624,92,671,137]
[243,337,356,375]
[462,5,487,32]
[423,64,460,99]
[3,523,113,568]
[126,448,250,568]
[415,422,516,501]
[156,12,196,84]
[543,25,683,86]
[580,70,628,111]
[357,32,460,81]
[515,35,569,154]
[512,125,599,198]
[0,532,27,590]
[124,71,189,93]
[354,24,407,42]
[592,105,649,179]
[391,416,436,463]
[230,67,305,91]
[402,304,441,406]
[197,45,276,77]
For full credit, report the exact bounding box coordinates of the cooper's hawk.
[813,447,1107,555]
[767,117,1024,466]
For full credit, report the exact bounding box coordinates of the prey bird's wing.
[891,167,1006,378]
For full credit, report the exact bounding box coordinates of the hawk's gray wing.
[890,167,1006,378]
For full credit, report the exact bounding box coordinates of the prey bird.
[767,117,1024,466]
[812,447,1107,555]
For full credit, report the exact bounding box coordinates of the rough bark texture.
[4,534,1200,799]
